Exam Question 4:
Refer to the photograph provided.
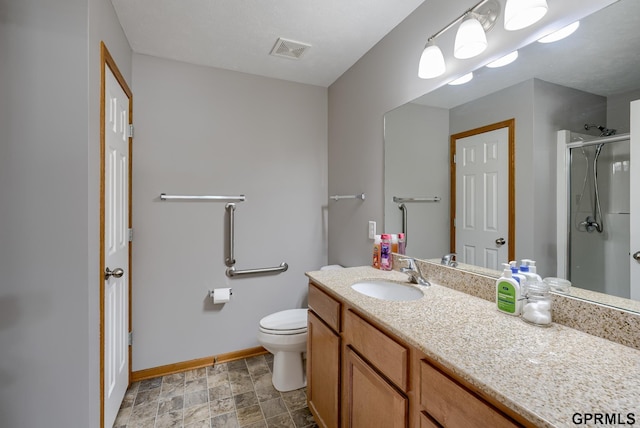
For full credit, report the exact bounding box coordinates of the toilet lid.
[259,309,308,333]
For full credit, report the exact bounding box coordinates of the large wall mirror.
[384,0,640,312]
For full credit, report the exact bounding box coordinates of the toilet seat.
[259,309,307,335]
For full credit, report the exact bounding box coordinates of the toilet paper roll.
[213,288,231,304]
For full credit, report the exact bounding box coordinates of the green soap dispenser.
[496,263,522,316]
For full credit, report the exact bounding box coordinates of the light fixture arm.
[425,0,499,45]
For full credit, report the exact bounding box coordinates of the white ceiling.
[111,0,427,87]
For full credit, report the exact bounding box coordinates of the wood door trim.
[100,41,133,428]
[450,119,515,262]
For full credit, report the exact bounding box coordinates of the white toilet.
[258,265,343,392]
[257,308,308,392]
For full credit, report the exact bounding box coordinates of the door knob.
[633,251,640,263]
[495,238,506,246]
[105,267,124,280]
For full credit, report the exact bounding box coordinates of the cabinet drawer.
[344,309,408,391]
[308,282,341,332]
[420,360,519,428]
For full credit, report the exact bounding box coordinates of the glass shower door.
[569,139,630,298]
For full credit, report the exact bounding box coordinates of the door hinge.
[453,218,457,228]
[453,154,457,164]
[128,331,133,346]
[128,124,134,139]
[128,228,133,242]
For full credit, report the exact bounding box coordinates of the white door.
[455,127,509,269]
[104,66,130,427]
[630,100,640,299]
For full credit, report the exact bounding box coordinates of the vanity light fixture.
[454,15,488,59]
[448,72,474,85]
[537,21,580,43]
[418,0,500,79]
[504,0,548,31]
[418,41,446,78]
[486,50,519,68]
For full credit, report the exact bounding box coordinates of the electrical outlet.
[368,221,376,239]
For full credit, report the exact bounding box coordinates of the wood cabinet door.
[308,311,341,428]
[343,346,408,428]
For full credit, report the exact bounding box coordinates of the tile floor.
[113,353,318,428]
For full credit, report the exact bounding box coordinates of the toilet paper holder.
[209,288,233,298]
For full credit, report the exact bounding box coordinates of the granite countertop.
[306,266,640,428]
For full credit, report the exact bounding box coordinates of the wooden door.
[308,311,341,428]
[101,43,133,428]
[451,120,515,269]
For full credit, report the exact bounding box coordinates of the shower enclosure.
[557,130,631,298]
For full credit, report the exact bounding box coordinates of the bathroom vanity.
[305,266,640,428]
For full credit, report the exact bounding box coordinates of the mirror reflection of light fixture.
[418,0,500,79]
[454,15,488,59]
[538,21,580,43]
[486,50,519,68]
[418,41,446,79]
[448,72,474,85]
[504,0,548,31]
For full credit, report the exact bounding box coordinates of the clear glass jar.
[521,281,552,327]
[543,277,571,294]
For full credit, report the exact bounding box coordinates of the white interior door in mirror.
[455,128,508,269]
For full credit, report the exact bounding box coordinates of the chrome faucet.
[441,253,458,267]
[400,258,430,286]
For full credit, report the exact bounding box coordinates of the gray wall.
[326,0,615,268]
[608,88,640,134]
[131,54,327,371]
[0,0,131,426]
[384,103,450,258]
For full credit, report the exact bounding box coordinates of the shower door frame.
[556,130,631,280]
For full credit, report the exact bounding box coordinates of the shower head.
[584,124,617,137]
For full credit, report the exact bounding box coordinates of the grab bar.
[392,196,440,203]
[225,203,236,267]
[224,202,288,277]
[226,262,289,277]
[160,193,246,202]
[330,193,365,201]
[399,203,407,248]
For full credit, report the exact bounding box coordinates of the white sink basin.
[351,280,424,301]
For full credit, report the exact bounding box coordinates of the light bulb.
[448,72,474,85]
[454,16,488,59]
[418,42,446,79]
[486,50,519,68]
[538,21,580,43]
[504,0,548,31]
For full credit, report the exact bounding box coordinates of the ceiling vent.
[270,38,311,60]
